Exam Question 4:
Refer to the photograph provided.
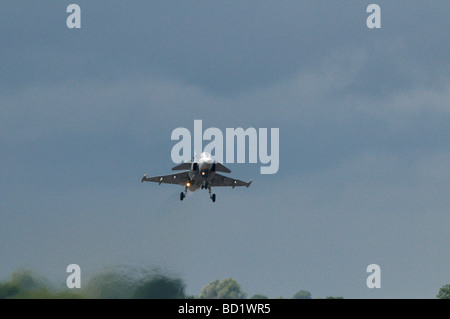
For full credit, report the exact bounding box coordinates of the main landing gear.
[180,184,188,201]
[180,184,216,202]
[208,186,216,203]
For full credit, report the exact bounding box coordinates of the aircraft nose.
[203,162,212,168]
[200,160,213,171]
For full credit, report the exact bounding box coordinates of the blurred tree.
[0,280,19,298]
[84,270,134,299]
[0,270,55,299]
[133,275,185,299]
[199,278,246,299]
[250,294,269,299]
[292,290,312,299]
[84,267,186,299]
[436,284,450,299]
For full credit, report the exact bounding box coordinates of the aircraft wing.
[141,172,189,185]
[214,163,231,173]
[210,173,252,188]
[172,162,191,171]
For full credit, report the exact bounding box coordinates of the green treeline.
[0,268,448,299]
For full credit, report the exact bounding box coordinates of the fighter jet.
[141,152,252,202]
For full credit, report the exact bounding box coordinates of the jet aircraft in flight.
[141,152,252,202]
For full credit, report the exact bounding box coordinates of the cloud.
[1,2,448,96]
[2,43,448,177]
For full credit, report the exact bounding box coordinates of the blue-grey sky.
[1,1,449,298]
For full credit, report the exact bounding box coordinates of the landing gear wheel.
[180,192,185,201]
[211,194,216,202]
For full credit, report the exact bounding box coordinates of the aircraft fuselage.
[187,152,216,191]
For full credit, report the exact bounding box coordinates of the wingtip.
[141,174,147,183]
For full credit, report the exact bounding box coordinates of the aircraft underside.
[141,152,251,203]
[180,179,216,202]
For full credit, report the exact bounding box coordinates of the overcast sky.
[1,1,449,298]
